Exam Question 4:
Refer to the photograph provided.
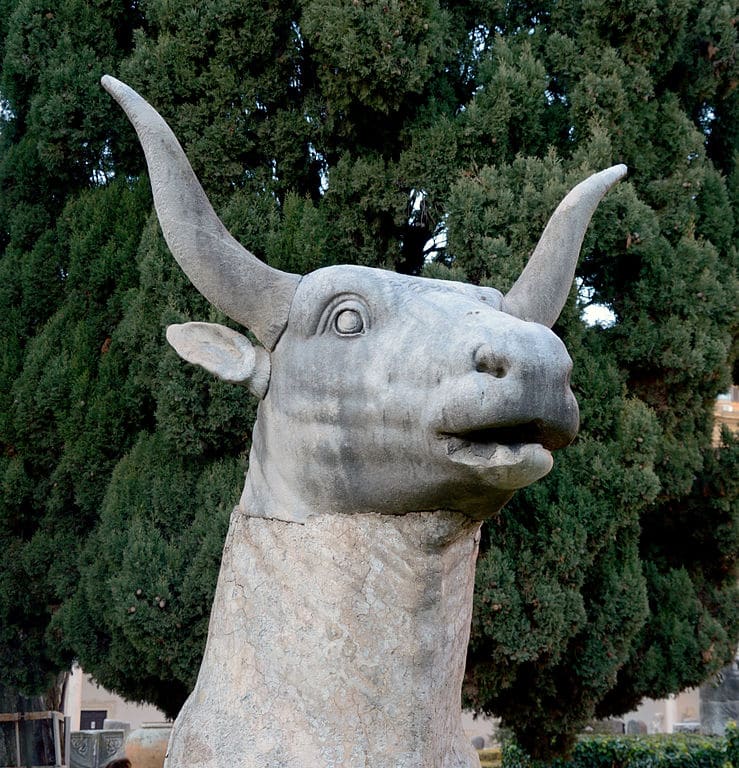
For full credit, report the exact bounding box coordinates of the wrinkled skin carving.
[101,75,625,768]
[240,266,579,523]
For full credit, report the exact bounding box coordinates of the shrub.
[502,731,733,768]
[726,722,738,767]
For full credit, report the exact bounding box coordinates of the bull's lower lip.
[440,433,554,489]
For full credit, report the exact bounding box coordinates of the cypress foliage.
[0,0,145,695]
[0,0,736,757]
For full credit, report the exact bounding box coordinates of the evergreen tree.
[0,0,145,694]
[1,0,736,757]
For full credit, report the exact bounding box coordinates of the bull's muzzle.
[433,318,579,488]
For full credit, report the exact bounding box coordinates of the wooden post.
[52,712,62,767]
[14,716,21,768]
[64,717,71,768]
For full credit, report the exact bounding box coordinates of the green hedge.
[728,723,738,767]
[502,723,738,768]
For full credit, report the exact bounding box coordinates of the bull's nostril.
[474,344,508,378]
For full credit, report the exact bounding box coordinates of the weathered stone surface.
[69,729,126,768]
[240,265,580,525]
[626,720,647,735]
[700,656,739,735]
[589,719,625,735]
[165,510,482,767]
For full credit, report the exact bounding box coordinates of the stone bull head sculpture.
[102,75,625,768]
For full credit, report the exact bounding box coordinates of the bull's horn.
[101,75,300,350]
[502,165,627,328]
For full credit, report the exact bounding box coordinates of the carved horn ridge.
[101,75,300,350]
[503,164,627,328]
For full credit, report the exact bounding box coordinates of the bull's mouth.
[438,420,572,488]
[453,422,551,449]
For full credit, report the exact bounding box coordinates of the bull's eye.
[316,293,370,337]
[335,308,363,335]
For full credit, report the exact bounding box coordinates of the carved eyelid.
[316,293,371,336]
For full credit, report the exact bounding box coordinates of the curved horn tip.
[101,74,122,95]
[564,164,628,209]
[603,163,628,178]
[100,75,135,111]
[101,75,139,108]
[596,163,628,188]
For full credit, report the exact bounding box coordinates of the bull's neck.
[168,505,484,767]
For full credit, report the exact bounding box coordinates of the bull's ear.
[166,322,270,399]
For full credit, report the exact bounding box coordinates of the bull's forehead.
[286,265,504,337]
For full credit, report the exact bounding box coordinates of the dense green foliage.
[502,724,739,768]
[1,0,736,756]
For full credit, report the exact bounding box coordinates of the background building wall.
[63,665,165,732]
